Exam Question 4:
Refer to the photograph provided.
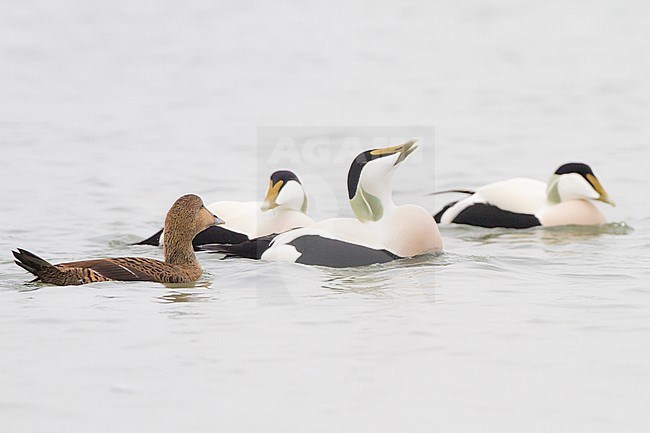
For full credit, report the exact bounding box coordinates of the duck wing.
[60,257,175,282]
[14,250,173,285]
[437,178,547,227]
[473,178,547,214]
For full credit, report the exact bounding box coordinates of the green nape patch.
[350,187,384,222]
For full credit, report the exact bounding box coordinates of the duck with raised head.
[13,194,223,286]
[136,170,313,249]
[202,140,443,268]
[433,162,615,229]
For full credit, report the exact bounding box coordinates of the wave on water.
[542,222,634,236]
[439,221,634,245]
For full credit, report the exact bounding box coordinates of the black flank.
[200,234,277,259]
[453,203,541,229]
[289,235,399,268]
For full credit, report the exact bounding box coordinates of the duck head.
[165,194,225,241]
[163,194,224,265]
[546,163,615,206]
[261,170,308,213]
[347,140,418,223]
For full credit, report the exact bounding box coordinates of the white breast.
[379,205,442,257]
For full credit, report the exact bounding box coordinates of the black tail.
[191,226,250,250]
[427,189,475,196]
[134,226,250,250]
[429,190,474,223]
[13,249,53,279]
[433,201,459,223]
[199,234,277,260]
[133,228,163,246]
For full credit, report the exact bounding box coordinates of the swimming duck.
[203,140,443,268]
[135,170,313,249]
[13,194,223,286]
[433,162,615,229]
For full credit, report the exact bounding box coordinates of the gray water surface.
[1,1,650,432]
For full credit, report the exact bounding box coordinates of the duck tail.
[133,228,163,246]
[433,201,459,223]
[429,190,473,222]
[427,189,475,196]
[13,249,53,281]
[199,234,276,260]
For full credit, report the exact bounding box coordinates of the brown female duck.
[13,194,224,286]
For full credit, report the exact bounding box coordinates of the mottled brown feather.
[13,194,222,286]
[49,258,200,284]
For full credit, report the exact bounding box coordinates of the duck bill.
[261,179,283,212]
[213,215,226,225]
[597,194,616,207]
[586,174,616,207]
[369,139,418,165]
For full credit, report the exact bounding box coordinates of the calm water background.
[1,0,650,432]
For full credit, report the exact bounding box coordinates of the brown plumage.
[13,194,224,286]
